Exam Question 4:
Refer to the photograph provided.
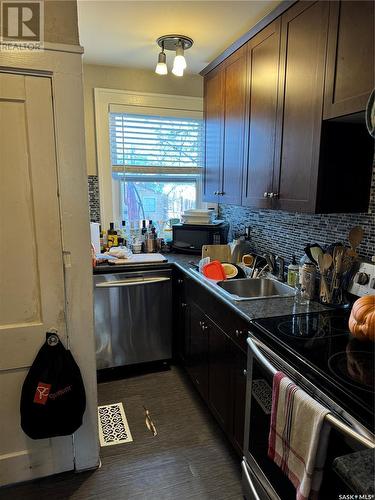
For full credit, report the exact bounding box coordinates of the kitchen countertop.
[333,449,374,494]
[94,252,326,322]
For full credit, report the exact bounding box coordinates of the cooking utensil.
[202,244,231,263]
[330,246,345,303]
[310,245,324,266]
[318,253,333,303]
[250,256,258,278]
[348,226,364,257]
[304,244,324,266]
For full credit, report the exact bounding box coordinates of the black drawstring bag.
[20,332,86,439]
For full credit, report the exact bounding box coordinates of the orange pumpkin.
[348,295,375,342]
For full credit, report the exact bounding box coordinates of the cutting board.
[201,245,231,263]
[110,253,167,265]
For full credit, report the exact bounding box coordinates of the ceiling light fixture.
[155,34,193,77]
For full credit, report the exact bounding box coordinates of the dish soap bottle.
[287,255,299,287]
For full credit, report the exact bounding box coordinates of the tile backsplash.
[88,163,374,262]
[88,175,100,223]
[219,163,375,263]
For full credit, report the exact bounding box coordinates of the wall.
[83,63,204,176]
[219,162,375,263]
[44,0,80,45]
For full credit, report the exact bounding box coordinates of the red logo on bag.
[33,382,51,405]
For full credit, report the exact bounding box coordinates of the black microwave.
[172,222,229,254]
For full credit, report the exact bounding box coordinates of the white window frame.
[94,88,204,229]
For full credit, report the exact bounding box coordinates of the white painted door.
[0,73,74,485]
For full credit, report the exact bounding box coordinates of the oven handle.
[241,460,261,500]
[247,335,375,450]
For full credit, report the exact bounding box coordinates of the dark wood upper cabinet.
[324,1,375,119]
[221,46,247,205]
[242,19,281,209]
[203,66,224,203]
[274,0,330,213]
[203,0,374,213]
[204,47,247,205]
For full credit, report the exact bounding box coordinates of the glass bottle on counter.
[107,222,118,248]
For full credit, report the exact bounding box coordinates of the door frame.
[0,43,99,476]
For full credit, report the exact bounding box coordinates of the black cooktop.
[251,309,375,432]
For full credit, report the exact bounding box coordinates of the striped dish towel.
[268,372,331,500]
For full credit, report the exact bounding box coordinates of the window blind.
[109,112,204,168]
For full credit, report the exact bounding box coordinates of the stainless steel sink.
[217,278,294,301]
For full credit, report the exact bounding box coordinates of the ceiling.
[77,1,282,74]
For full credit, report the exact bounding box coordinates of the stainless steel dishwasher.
[93,269,172,369]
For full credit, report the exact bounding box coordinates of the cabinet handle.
[235,329,242,337]
[202,325,208,331]
[243,369,247,377]
[270,192,279,199]
[214,191,218,195]
[199,320,204,327]
[177,279,184,284]
[263,192,270,198]
[219,191,225,196]
[181,302,187,308]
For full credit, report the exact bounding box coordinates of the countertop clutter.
[94,252,326,322]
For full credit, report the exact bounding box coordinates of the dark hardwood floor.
[0,367,243,499]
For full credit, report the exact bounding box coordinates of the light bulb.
[172,65,184,77]
[173,44,187,71]
[155,51,168,75]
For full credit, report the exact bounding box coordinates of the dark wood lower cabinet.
[207,317,231,430]
[175,275,248,455]
[186,301,209,400]
[230,345,247,455]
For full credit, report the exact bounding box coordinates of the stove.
[251,308,374,433]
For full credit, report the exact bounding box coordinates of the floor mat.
[98,402,133,446]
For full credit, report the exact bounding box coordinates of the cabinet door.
[324,1,375,119]
[203,66,224,203]
[186,302,208,400]
[274,1,329,212]
[221,46,247,205]
[173,272,188,363]
[207,318,231,430]
[230,345,247,456]
[242,19,281,209]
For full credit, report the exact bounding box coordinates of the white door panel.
[0,73,73,485]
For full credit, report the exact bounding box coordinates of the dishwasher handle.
[95,276,170,288]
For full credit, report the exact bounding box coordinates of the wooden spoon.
[348,226,364,257]
[321,253,333,272]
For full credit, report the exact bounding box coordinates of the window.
[94,89,203,230]
[109,108,204,224]
[110,113,203,168]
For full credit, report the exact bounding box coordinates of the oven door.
[242,334,373,500]
[242,338,296,500]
